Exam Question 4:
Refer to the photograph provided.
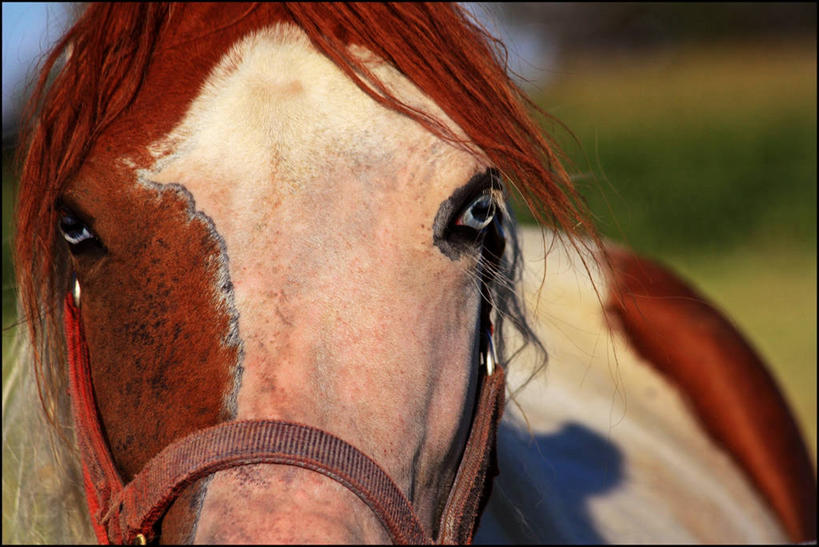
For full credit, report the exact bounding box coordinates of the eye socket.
[455,193,496,232]
[59,213,95,244]
[57,210,102,253]
[433,169,505,260]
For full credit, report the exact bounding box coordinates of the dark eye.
[455,193,496,232]
[433,169,504,260]
[58,211,102,254]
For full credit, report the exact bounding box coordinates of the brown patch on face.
[65,157,242,542]
[67,163,240,479]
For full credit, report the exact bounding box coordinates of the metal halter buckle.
[481,325,497,377]
[72,275,82,308]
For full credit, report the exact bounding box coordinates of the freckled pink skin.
[169,151,485,543]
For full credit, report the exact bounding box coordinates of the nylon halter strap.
[65,292,505,544]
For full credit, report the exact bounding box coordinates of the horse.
[4,3,815,544]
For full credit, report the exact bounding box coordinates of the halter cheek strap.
[65,291,123,544]
[65,292,505,544]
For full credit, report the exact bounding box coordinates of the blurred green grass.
[517,39,816,460]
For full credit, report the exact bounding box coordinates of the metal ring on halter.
[72,275,81,308]
[481,327,497,377]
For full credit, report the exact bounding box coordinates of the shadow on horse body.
[6,2,815,544]
[477,422,625,544]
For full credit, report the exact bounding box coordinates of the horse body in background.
[7,3,815,544]
[475,229,813,543]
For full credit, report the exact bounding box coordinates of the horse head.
[15,4,594,543]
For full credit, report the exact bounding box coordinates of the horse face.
[60,23,496,542]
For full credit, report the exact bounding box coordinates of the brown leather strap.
[65,293,122,544]
[436,367,505,544]
[109,420,431,544]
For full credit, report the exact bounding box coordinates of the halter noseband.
[65,226,506,544]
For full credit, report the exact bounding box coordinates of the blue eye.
[59,213,96,245]
[455,193,496,231]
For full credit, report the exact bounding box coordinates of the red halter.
[65,292,505,544]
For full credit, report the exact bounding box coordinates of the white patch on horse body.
[475,227,787,543]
